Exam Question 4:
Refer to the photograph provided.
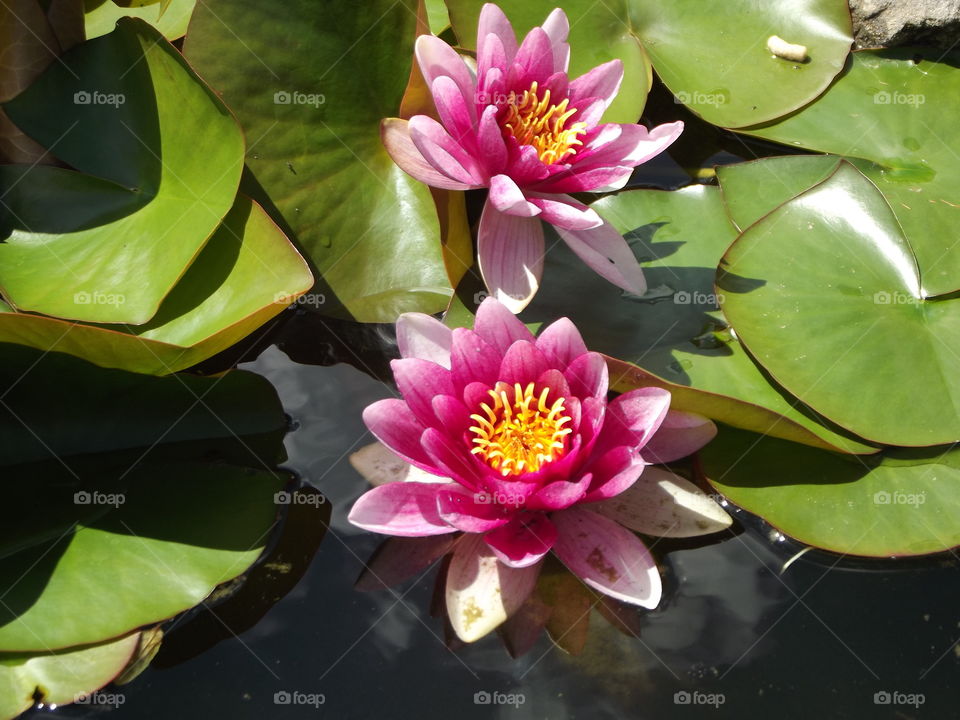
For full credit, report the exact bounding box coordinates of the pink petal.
[641,410,717,464]
[476,105,507,175]
[431,75,477,147]
[488,174,541,217]
[536,317,588,369]
[450,327,501,389]
[409,115,485,186]
[485,514,558,568]
[446,532,540,641]
[504,143,552,185]
[551,507,662,608]
[355,535,460,591]
[564,351,608,399]
[512,27,554,83]
[540,8,570,73]
[527,193,602,230]
[499,340,550,386]
[568,59,623,108]
[382,118,474,191]
[477,3,518,68]
[432,394,473,437]
[556,216,647,295]
[578,121,684,170]
[362,399,436,472]
[477,199,544,314]
[532,165,634,194]
[348,482,457,536]
[536,367,572,399]
[582,446,644,501]
[472,295,535,353]
[396,312,453,368]
[526,472,592,511]
[391,357,455,427]
[416,34,477,123]
[437,485,513,532]
[421,426,483,488]
[602,387,672,449]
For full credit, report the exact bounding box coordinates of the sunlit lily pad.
[702,428,960,556]
[0,18,244,324]
[0,195,313,375]
[743,50,960,296]
[83,0,197,40]
[0,632,140,719]
[515,185,874,454]
[719,161,960,446]
[184,0,457,322]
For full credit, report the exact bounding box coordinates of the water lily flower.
[381,3,683,313]
[348,298,730,642]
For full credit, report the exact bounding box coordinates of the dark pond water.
[27,341,959,720]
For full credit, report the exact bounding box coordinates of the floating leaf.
[83,0,196,40]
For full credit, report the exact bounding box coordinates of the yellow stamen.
[501,81,588,165]
[468,381,573,476]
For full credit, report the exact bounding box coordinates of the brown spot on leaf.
[586,548,619,583]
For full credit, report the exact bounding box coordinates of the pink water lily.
[382,3,683,313]
[348,298,730,642]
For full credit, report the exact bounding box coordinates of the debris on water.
[622,284,676,304]
[691,319,736,349]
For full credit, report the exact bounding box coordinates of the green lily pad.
[0,195,313,375]
[444,0,653,124]
[743,50,960,296]
[83,0,197,40]
[0,632,140,719]
[703,428,960,556]
[719,161,960,446]
[184,0,456,323]
[0,461,281,652]
[0,18,244,324]
[515,185,873,454]
[628,0,851,127]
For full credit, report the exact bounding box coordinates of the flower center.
[501,81,588,165]
[469,381,573,476]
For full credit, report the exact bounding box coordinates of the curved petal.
[531,164,633,194]
[499,340,551,387]
[551,507,661,608]
[527,193,602,230]
[450,327,501,389]
[391,357,455,427]
[431,75,477,146]
[589,467,732,538]
[540,8,570,74]
[641,411,717,464]
[526,471,592,511]
[362,399,436,472]
[415,34,477,122]
[477,198,545,314]
[489,174,541,217]
[477,2,518,68]
[446,532,540,642]
[578,121,684,169]
[512,26,554,83]
[485,513,558,568]
[556,216,647,296]
[421,426,483,488]
[568,59,623,108]
[564,351,608,400]
[601,387,672,450]
[476,105,508,176]
[582,446,644,502]
[473,295,536,352]
[381,118,474,191]
[396,312,453,368]
[348,482,456,536]
[409,115,486,185]
[536,317,588,369]
[432,394,473,437]
[436,485,513,532]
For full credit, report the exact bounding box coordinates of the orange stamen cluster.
[469,382,572,476]
[502,81,587,165]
